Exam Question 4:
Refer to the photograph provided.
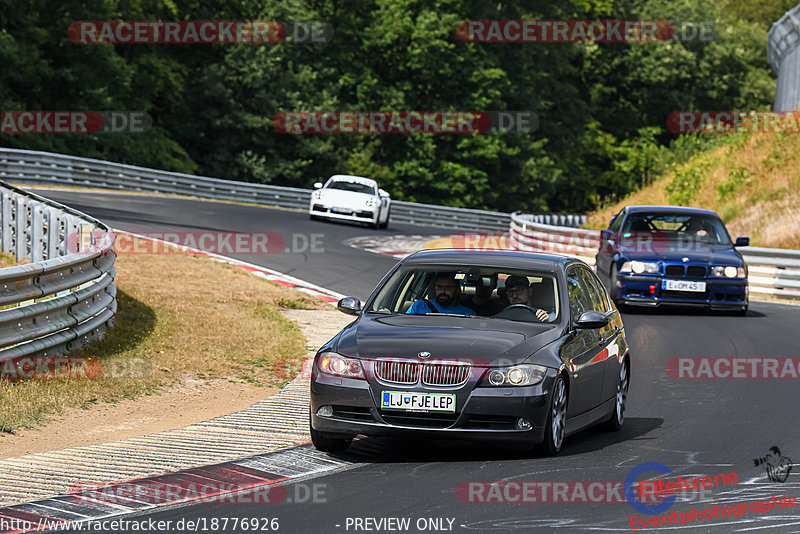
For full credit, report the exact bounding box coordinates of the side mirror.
[378,188,389,198]
[600,229,615,253]
[314,182,323,189]
[337,296,362,316]
[734,237,750,247]
[575,310,609,329]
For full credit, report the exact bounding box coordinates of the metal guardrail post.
[0,180,117,362]
[768,4,800,111]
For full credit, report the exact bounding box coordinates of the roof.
[400,249,582,272]
[328,174,378,186]
[623,205,722,217]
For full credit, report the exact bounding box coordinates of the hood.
[621,243,743,266]
[318,189,374,206]
[334,314,562,366]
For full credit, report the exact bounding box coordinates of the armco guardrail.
[0,180,116,363]
[0,148,586,232]
[510,212,800,302]
[510,212,600,265]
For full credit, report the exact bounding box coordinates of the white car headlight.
[630,261,659,274]
[481,364,547,387]
[312,190,325,200]
[710,266,745,278]
[365,198,376,207]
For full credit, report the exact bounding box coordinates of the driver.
[503,275,554,322]
[406,272,476,315]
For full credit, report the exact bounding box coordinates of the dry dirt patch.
[0,237,325,435]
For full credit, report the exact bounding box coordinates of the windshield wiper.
[424,313,476,318]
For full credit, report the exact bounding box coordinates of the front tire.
[606,360,628,431]
[310,421,353,452]
[378,207,390,229]
[609,264,626,311]
[541,375,568,455]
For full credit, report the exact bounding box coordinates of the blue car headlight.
[710,266,746,278]
[620,261,659,274]
[481,364,547,387]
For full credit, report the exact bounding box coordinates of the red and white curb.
[114,230,345,304]
[0,445,358,534]
[345,234,443,259]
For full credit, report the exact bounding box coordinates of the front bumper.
[309,371,556,445]
[309,203,377,223]
[616,273,747,309]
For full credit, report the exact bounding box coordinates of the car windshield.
[367,265,560,323]
[621,213,732,246]
[326,181,375,195]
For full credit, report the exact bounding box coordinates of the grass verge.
[584,132,800,249]
[0,237,325,433]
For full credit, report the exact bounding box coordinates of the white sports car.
[309,175,391,229]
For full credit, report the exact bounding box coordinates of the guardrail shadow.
[619,306,766,318]
[68,288,156,364]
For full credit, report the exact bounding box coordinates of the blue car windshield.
[621,214,732,246]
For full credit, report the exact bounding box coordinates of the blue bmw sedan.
[594,205,749,314]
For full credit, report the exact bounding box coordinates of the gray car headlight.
[481,364,547,387]
[318,352,365,379]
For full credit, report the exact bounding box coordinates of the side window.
[566,267,592,320]
[578,267,609,313]
[610,210,624,232]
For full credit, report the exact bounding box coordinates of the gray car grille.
[374,360,419,384]
[421,362,471,386]
[374,359,471,386]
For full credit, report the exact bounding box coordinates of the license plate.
[663,279,706,292]
[381,391,456,412]
[331,207,352,214]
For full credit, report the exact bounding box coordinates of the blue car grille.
[687,266,706,278]
[663,265,706,278]
[665,265,684,277]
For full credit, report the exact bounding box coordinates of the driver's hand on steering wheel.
[535,309,549,322]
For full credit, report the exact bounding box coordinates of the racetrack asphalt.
[20,189,800,533]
